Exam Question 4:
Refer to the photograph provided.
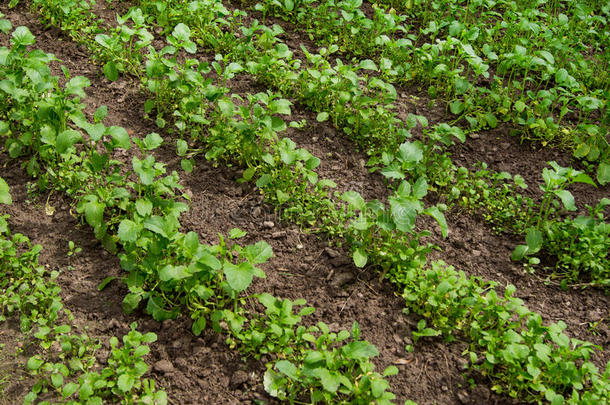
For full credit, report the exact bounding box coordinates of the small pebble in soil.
[105,318,121,331]
[324,247,340,258]
[230,370,249,388]
[457,390,469,404]
[263,220,274,229]
[175,357,188,368]
[153,359,175,374]
[332,271,354,287]
[271,231,286,238]
[456,358,469,370]
[251,207,262,217]
[452,240,466,249]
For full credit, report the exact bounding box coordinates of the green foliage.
[0,177,11,204]
[0,215,165,404]
[253,0,609,169]
[223,297,398,404]
[401,260,610,404]
[1,22,399,404]
[12,2,610,404]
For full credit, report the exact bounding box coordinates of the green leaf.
[534,343,551,364]
[572,172,595,186]
[97,276,116,291]
[342,341,379,359]
[183,41,197,54]
[122,293,142,314]
[341,191,365,211]
[135,199,153,217]
[108,126,131,150]
[244,241,273,264]
[143,132,163,150]
[62,382,78,398]
[424,206,448,238]
[117,374,134,393]
[0,19,12,34]
[225,62,243,75]
[313,368,340,392]
[118,220,139,242]
[51,373,64,388]
[383,365,398,377]
[450,100,464,115]
[525,228,543,252]
[27,356,44,370]
[276,189,289,204]
[484,113,498,128]
[316,112,329,122]
[436,280,452,296]
[597,162,610,185]
[229,228,247,239]
[159,265,190,281]
[103,61,119,81]
[66,76,90,98]
[224,262,255,292]
[218,99,234,115]
[511,244,529,261]
[78,381,93,398]
[181,159,193,173]
[389,197,418,233]
[371,378,388,398]
[83,201,105,229]
[514,100,526,112]
[554,189,576,211]
[412,177,428,199]
[359,59,378,71]
[12,26,35,46]
[143,216,168,238]
[263,370,283,398]
[56,130,82,154]
[172,23,191,42]
[0,177,12,204]
[94,105,107,123]
[276,360,298,380]
[380,163,405,179]
[176,139,188,156]
[353,248,368,268]
[192,316,206,335]
[146,295,177,321]
[269,99,292,115]
[398,141,423,163]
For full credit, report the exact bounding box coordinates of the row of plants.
[124,0,610,287]
[242,0,609,173]
[0,23,403,404]
[213,0,610,288]
[22,2,610,403]
[446,162,610,287]
[0,176,166,404]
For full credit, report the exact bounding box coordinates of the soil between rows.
[1,2,608,405]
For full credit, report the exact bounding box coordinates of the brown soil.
[1,2,608,405]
